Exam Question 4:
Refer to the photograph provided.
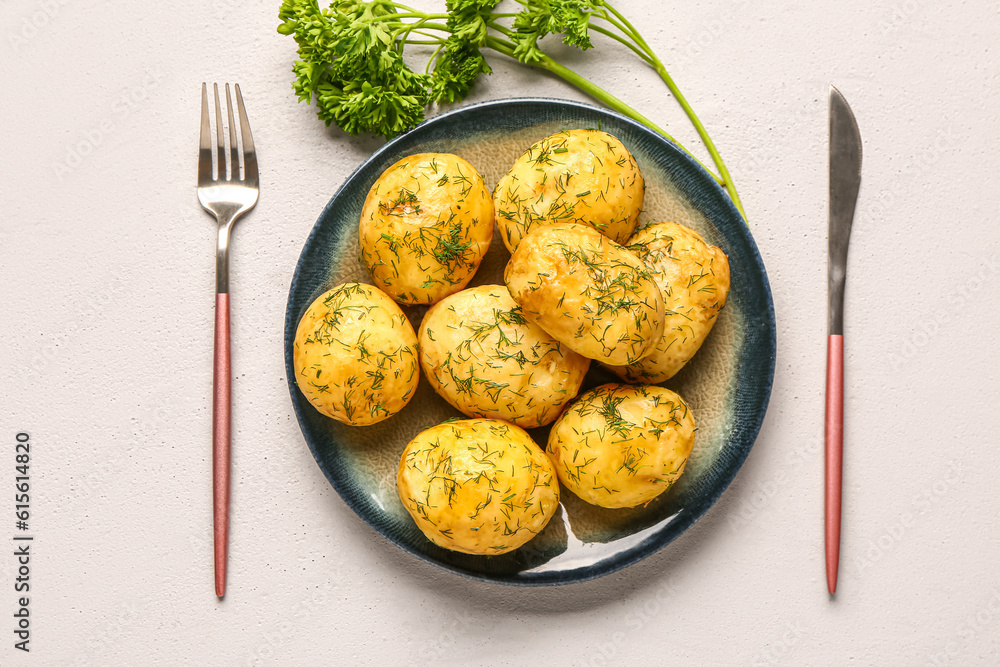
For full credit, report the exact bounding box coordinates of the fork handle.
[213,291,231,598]
[825,334,844,595]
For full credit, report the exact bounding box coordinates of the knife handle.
[825,334,844,594]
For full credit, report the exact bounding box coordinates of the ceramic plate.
[284,98,775,585]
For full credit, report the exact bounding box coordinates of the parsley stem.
[483,23,516,48]
[392,20,449,34]
[425,43,446,73]
[373,0,417,11]
[594,9,643,47]
[393,18,450,49]
[485,37,726,188]
[371,12,448,22]
[599,2,651,53]
[589,25,655,67]
[649,58,746,220]
[406,34,446,43]
[599,1,747,220]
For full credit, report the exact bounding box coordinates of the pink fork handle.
[213,292,231,598]
[825,334,844,595]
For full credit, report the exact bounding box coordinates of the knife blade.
[826,85,862,595]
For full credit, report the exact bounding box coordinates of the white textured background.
[2,0,999,665]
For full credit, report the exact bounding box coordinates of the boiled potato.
[547,384,695,509]
[359,153,494,305]
[418,285,590,428]
[607,222,731,382]
[494,129,644,252]
[293,283,419,425]
[504,222,664,365]
[397,419,559,555]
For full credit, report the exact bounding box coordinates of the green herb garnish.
[277,0,745,218]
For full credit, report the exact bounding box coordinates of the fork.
[198,82,258,598]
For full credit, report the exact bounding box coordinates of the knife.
[826,85,862,595]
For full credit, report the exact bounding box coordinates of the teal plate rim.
[284,97,776,586]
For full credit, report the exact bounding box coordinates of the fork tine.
[198,83,214,186]
[213,83,226,180]
[234,84,258,187]
[225,84,240,181]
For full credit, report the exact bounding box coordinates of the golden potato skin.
[547,384,695,509]
[607,222,731,383]
[418,285,590,428]
[493,129,644,252]
[293,283,419,425]
[504,223,665,365]
[359,153,494,305]
[397,419,560,555]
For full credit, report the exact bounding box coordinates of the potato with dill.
[547,384,696,509]
[504,222,664,365]
[607,222,731,383]
[293,282,419,425]
[397,419,560,555]
[493,129,644,252]
[359,153,494,305]
[418,285,590,428]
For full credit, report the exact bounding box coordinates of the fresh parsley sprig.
[277,0,746,218]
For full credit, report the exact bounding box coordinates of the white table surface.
[3,0,999,664]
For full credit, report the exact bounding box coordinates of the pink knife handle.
[213,292,231,598]
[825,334,844,594]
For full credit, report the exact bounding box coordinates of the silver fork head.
[198,83,258,225]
